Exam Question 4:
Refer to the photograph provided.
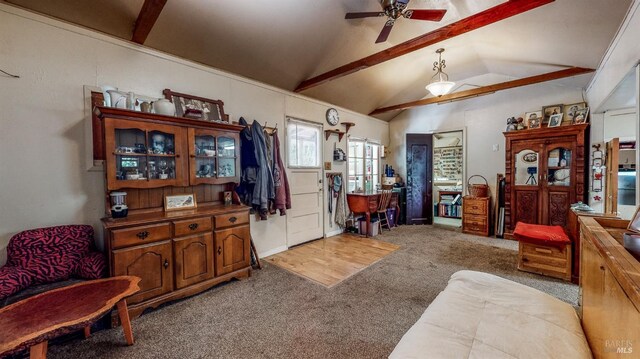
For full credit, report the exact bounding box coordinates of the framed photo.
[163,89,229,123]
[542,104,563,126]
[629,206,640,233]
[563,102,586,125]
[164,193,197,211]
[548,113,563,127]
[574,107,590,124]
[524,111,542,129]
[223,191,233,206]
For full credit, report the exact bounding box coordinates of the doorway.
[406,134,433,224]
[286,117,324,246]
[432,130,464,228]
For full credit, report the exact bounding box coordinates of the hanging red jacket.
[271,130,291,215]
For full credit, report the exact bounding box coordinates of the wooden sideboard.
[103,205,251,323]
[567,209,618,284]
[95,107,252,324]
[580,216,640,357]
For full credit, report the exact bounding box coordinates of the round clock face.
[326,108,339,126]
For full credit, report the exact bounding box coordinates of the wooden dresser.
[462,196,490,236]
[580,216,640,357]
[95,106,252,324]
[103,205,250,323]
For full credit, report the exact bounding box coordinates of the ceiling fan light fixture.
[426,48,455,97]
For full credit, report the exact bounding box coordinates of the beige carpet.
[265,234,400,287]
[44,226,578,359]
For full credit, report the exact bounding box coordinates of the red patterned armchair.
[0,225,106,301]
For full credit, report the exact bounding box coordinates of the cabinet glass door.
[545,147,572,186]
[217,136,236,178]
[114,127,147,183]
[106,119,187,190]
[194,134,217,179]
[514,149,540,186]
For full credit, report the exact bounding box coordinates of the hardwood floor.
[265,234,400,288]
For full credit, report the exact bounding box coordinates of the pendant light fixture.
[425,48,455,97]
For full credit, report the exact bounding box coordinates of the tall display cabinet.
[503,124,589,237]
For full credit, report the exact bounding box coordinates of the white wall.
[0,5,389,264]
[389,83,585,203]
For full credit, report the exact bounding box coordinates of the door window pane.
[287,119,321,168]
[547,147,571,186]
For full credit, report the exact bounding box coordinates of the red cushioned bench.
[513,222,572,281]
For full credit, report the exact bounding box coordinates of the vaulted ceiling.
[3,0,632,121]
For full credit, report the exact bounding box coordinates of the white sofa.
[389,270,591,358]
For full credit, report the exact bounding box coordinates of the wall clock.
[326,108,339,126]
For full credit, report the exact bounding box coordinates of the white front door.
[287,169,324,246]
[285,117,324,247]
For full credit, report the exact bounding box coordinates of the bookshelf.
[438,190,462,219]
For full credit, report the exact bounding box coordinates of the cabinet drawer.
[112,223,171,249]
[214,211,249,229]
[463,215,487,233]
[464,199,487,215]
[173,217,212,237]
[521,241,568,260]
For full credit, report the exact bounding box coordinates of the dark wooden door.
[406,134,433,224]
[214,225,250,276]
[112,241,173,304]
[173,233,214,289]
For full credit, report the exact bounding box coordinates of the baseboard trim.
[324,229,344,238]
[259,245,288,258]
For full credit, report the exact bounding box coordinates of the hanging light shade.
[425,48,455,97]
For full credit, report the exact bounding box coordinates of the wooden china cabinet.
[503,124,589,238]
[95,106,251,324]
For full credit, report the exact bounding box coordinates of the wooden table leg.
[365,212,371,237]
[116,300,134,345]
[84,326,91,339]
[29,341,47,359]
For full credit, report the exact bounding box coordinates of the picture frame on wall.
[548,113,563,127]
[164,193,197,211]
[563,102,586,125]
[574,107,590,124]
[524,111,542,129]
[163,89,229,123]
[542,104,563,125]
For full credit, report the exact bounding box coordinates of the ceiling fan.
[345,0,447,43]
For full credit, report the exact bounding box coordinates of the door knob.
[163,259,169,269]
[217,247,222,255]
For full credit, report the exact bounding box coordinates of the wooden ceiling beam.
[132,0,168,44]
[368,67,595,115]
[294,0,554,93]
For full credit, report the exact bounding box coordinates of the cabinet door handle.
[189,223,199,231]
[599,265,605,271]
[175,154,180,158]
[217,246,222,255]
[229,216,237,223]
[163,259,169,269]
[136,231,149,239]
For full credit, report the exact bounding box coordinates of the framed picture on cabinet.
[548,113,563,127]
[563,102,586,125]
[163,89,229,123]
[165,193,197,211]
[525,111,542,129]
[574,107,590,124]
[542,104,562,125]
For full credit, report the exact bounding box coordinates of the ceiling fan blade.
[345,12,384,19]
[375,20,395,43]
[404,9,447,21]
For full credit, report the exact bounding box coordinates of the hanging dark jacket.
[251,120,275,215]
[272,130,291,215]
[236,117,258,206]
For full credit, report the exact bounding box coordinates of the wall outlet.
[492,144,500,152]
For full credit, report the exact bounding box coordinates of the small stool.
[513,222,572,281]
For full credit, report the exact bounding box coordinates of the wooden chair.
[377,190,393,232]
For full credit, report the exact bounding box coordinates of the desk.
[347,193,380,237]
[0,276,140,358]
